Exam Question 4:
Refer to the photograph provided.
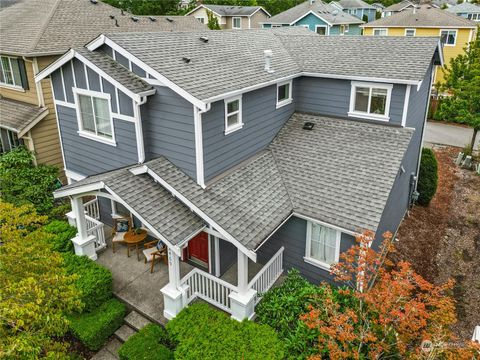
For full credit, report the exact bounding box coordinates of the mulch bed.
[62,333,95,359]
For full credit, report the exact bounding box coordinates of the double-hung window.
[0,56,22,89]
[373,28,387,36]
[7,130,20,149]
[276,80,292,108]
[224,96,243,134]
[349,81,392,121]
[232,17,241,29]
[405,28,415,36]
[440,29,457,46]
[74,89,115,145]
[304,221,341,270]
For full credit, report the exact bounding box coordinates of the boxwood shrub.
[118,324,173,360]
[69,298,125,351]
[63,253,113,312]
[44,220,76,253]
[417,148,438,206]
[167,303,284,360]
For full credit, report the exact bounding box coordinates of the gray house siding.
[141,86,197,180]
[202,84,296,181]
[256,216,356,284]
[294,77,406,126]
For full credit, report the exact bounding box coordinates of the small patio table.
[124,229,148,261]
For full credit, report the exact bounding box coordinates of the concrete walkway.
[425,121,479,149]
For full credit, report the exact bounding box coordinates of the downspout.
[194,103,211,188]
[134,96,147,164]
[29,57,45,107]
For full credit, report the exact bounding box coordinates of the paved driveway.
[425,121,479,150]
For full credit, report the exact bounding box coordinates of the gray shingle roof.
[0,0,207,56]
[365,5,478,27]
[76,48,153,95]
[446,2,480,14]
[265,0,363,25]
[333,0,376,10]
[201,4,267,16]
[0,98,48,136]
[383,0,414,13]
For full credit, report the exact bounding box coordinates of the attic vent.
[131,16,139,22]
[199,36,209,43]
[90,0,98,4]
[166,17,174,22]
[149,16,156,21]
[303,122,314,130]
[182,57,191,64]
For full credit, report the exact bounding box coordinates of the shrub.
[167,303,284,360]
[63,253,113,312]
[69,298,125,351]
[44,220,76,253]
[118,324,173,360]
[417,148,438,206]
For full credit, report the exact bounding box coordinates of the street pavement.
[424,121,479,150]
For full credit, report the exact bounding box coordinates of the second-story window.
[440,30,457,46]
[224,96,243,135]
[0,56,22,89]
[232,17,241,29]
[276,80,293,108]
[74,89,115,145]
[349,81,392,121]
[373,28,387,36]
[405,28,416,36]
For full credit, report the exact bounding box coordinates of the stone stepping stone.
[91,348,118,360]
[114,325,136,343]
[124,310,151,331]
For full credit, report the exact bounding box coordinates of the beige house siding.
[187,7,269,29]
[225,16,249,29]
[250,10,269,28]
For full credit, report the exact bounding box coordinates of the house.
[432,0,458,8]
[0,0,206,180]
[186,4,270,29]
[35,28,442,321]
[331,0,378,22]
[446,2,480,22]
[261,0,364,35]
[362,5,477,84]
[371,2,386,12]
[381,0,415,17]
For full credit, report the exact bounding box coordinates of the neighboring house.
[331,0,377,22]
[362,5,477,84]
[381,0,415,17]
[36,28,441,321]
[371,2,386,12]
[0,0,206,180]
[432,0,458,8]
[446,2,480,21]
[261,0,364,35]
[186,4,270,29]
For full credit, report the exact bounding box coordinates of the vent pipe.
[264,50,274,73]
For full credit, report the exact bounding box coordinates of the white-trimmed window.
[440,29,457,46]
[0,56,22,89]
[304,221,341,270]
[315,25,328,35]
[405,28,416,36]
[74,88,115,145]
[7,130,20,149]
[232,17,241,29]
[340,24,349,34]
[276,80,292,108]
[373,28,387,36]
[195,17,205,24]
[349,81,392,121]
[224,96,243,134]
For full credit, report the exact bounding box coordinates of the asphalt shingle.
[0,98,48,135]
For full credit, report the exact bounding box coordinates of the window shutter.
[17,58,29,90]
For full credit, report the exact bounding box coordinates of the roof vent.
[149,16,156,21]
[90,0,98,4]
[264,50,274,73]
[110,15,115,19]
[199,36,209,43]
[166,17,174,22]
[121,9,124,15]
[182,57,191,64]
[115,19,119,27]
[131,16,139,22]
[303,122,315,130]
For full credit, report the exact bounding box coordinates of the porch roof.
[0,98,48,137]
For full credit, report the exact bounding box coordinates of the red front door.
[188,231,209,265]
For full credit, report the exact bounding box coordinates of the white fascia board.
[145,168,257,262]
[186,4,223,17]
[290,10,333,27]
[34,49,75,82]
[301,72,420,85]
[251,7,271,17]
[53,181,105,198]
[293,212,360,236]
[18,108,49,138]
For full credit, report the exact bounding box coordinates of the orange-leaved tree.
[301,231,480,359]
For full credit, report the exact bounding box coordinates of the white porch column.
[229,249,256,321]
[71,196,97,260]
[161,247,185,320]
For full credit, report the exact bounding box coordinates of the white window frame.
[373,28,388,36]
[405,28,416,36]
[298,24,310,29]
[304,220,341,271]
[195,16,205,24]
[73,87,116,146]
[224,95,243,135]
[276,80,293,109]
[232,17,241,29]
[348,81,393,121]
[7,130,20,149]
[439,29,457,47]
[0,55,23,91]
[315,24,329,35]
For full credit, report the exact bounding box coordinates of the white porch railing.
[248,246,284,305]
[84,198,100,220]
[180,268,238,314]
[85,215,106,251]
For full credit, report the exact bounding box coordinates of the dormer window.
[224,96,243,135]
[276,80,293,108]
[348,81,392,121]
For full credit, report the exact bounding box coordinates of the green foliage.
[207,10,221,30]
[102,0,187,15]
[0,146,67,217]
[167,303,284,359]
[44,220,76,253]
[362,14,368,23]
[69,298,125,351]
[63,253,113,313]
[417,148,438,206]
[0,201,82,359]
[118,324,173,360]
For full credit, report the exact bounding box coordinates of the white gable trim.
[17,108,49,138]
[186,4,223,17]
[249,7,272,18]
[290,10,333,27]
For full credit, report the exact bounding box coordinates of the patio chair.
[143,240,167,273]
[111,216,132,253]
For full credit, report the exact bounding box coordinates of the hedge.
[118,324,173,360]
[69,298,125,351]
[44,220,76,253]
[167,303,284,360]
[417,148,438,206]
[63,253,113,312]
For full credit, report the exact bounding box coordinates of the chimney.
[264,50,274,73]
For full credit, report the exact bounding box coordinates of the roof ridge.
[30,0,63,53]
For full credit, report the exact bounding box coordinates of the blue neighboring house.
[446,2,480,22]
[261,0,363,35]
[331,0,378,22]
[36,28,442,322]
